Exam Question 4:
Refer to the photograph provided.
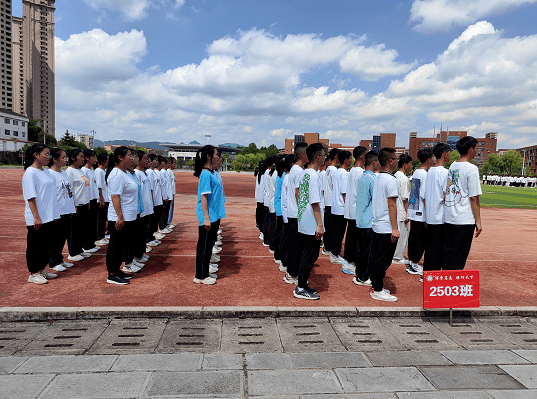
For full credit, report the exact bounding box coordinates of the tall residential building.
[12,15,23,115]
[1,0,13,110]
[76,133,93,149]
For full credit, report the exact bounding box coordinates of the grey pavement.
[1,315,537,398]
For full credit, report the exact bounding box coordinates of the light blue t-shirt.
[356,170,376,229]
[274,172,285,217]
[196,170,226,225]
[128,171,144,215]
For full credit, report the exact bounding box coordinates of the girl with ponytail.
[146,153,163,244]
[95,152,110,246]
[81,149,100,253]
[255,161,267,238]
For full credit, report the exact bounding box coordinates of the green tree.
[501,150,523,175]
[186,159,195,168]
[94,147,109,158]
[27,119,44,142]
[445,150,460,169]
[242,143,259,155]
[481,153,502,175]
[266,144,279,157]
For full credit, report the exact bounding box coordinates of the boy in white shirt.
[407,149,434,276]
[342,146,366,273]
[393,154,412,265]
[322,148,341,257]
[443,136,483,270]
[423,143,450,272]
[294,143,326,300]
[330,150,352,265]
[369,147,399,302]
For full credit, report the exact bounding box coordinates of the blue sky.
[15,0,537,149]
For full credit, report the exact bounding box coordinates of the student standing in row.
[95,153,110,246]
[146,154,163,242]
[278,154,296,274]
[262,157,276,248]
[255,161,267,240]
[81,149,101,252]
[23,144,60,284]
[329,150,352,265]
[166,157,177,229]
[393,154,412,265]
[134,150,154,256]
[322,148,340,257]
[158,155,172,234]
[273,155,286,266]
[48,148,76,272]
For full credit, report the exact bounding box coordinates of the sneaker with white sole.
[330,254,343,264]
[67,254,84,262]
[322,248,331,256]
[145,247,153,253]
[215,240,222,246]
[212,246,222,254]
[159,228,172,234]
[95,239,109,246]
[259,233,264,240]
[122,263,141,273]
[61,261,74,268]
[107,275,129,285]
[209,264,219,273]
[135,256,149,264]
[51,264,67,272]
[406,263,421,275]
[28,273,48,284]
[262,242,269,247]
[269,249,275,254]
[283,273,298,285]
[342,263,356,275]
[218,229,222,234]
[83,246,100,253]
[193,276,216,285]
[210,255,220,263]
[293,286,320,300]
[132,260,145,268]
[154,233,165,239]
[392,258,409,265]
[274,258,281,264]
[80,252,91,258]
[105,234,111,240]
[279,264,287,272]
[41,270,58,279]
[147,240,160,247]
[370,288,398,302]
[353,277,372,286]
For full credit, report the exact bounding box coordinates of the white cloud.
[410,0,537,33]
[83,0,151,20]
[270,128,291,137]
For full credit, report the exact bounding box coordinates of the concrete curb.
[1,306,537,322]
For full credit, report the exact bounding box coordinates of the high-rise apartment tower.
[1,0,13,109]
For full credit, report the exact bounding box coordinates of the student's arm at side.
[201,194,211,231]
[27,198,42,230]
[311,203,324,240]
[110,194,124,230]
[388,197,399,243]
[98,188,104,207]
[295,187,299,205]
[470,196,482,238]
[342,193,346,203]
[403,199,409,224]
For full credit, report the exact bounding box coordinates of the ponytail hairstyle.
[257,161,267,183]
[48,147,64,168]
[68,148,83,167]
[266,156,276,176]
[24,143,48,170]
[105,146,129,183]
[193,145,216,178]
[276,154,286,178]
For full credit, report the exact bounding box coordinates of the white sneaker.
[132,260,145,268]
[154,233,165,239]
[370,288,398,302]
[147,240,159,247]
[215,240,222,246]
[166,224,175,230]
[259,233,264,240]
[212,246,222,254]
[274,259,282,264]
[105,234,111,240]
[218,229,222,235]
[51,264,66,272]
[61,261,74,268]
[392,258,410,265]
[122,263,141,273]
[269,249,275,254]
[41,270,58,279]
[210,255,220,263]
[353,277,372,286]
[279,264,287,272]
[209,264,219,273]
[322,248,331,256]
[193,276,216,285]
[95,239,109,246]
[80,252,91,258]
[330,254,343,264]
[67,255,84,262]
[135,256,149,264]
[209,273,218,279]
[145,247,153,253]
[83,246,100,254]
[159,228,172,234]
[28,273,48,284]
[169,224,177,228]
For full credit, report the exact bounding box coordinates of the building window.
[4,117,9,124]
[5,129,10,135]
[13,120,18,125]
[22,132,25,137]
[13,131,18,136]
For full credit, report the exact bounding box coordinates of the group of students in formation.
[255,136,483,301]
[22,143,179,285]
[483,174,536,187]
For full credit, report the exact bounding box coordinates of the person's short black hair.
[306,143,325,163]
[97,152,109,164]
[365,151,378,167]
[456,136,478,155]
[353,146,367,161]
[329,148,341,161]
[265,155,276,167]
[417,148,434,164]
[294,142,308,157]
[378,147,396,167]
[337,150,352,164]
[397,154,412,168]
[284,154,297,171]
[433,142,451,159]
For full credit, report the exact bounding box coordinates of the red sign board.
[423,270,480,309]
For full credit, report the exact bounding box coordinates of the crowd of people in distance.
[483,174,536,187]
[22,144,181,285]
[255,136,483,302]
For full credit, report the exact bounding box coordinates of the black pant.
[195,219,220,279]
[263,206,270,245]
[286,217,301,277]
[297,233,321,288]
[160,201,170,230]
[274,216,283,261]
[355,227,373,281]
[369,232,397,292]
[256,202,264,230]
[106,220,135,275]
[408,220,426,263]
[330,214,347,257]
[423,224,444,271]
[123,215,141,264]
[442,223,475,270]
[344,220,359,263]
[268,212,277,251]
[26,221,53,273]
[97,202,109,240]
[50,214,72,267]
[82,199,98,251]
[135,215,150,259]
[70,204,89,256]
[148,205,163,241]
[323,206,332,252]
[279,222,289,266]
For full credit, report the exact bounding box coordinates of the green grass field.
[480,185,537,209]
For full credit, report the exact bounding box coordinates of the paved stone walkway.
[1,316,537,398]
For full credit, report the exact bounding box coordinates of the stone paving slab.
[0,374,54,399]
[440,350,530,365]
[0,322,49,356]
[418,365,525,390]
[110,353,203,371]
[202,353,243,369]
[379,317,459,350]
[0,356,27,374]
[248,369,343,395]
[220,317,283,353]
[330,317,404,352]
[487,390,537,399]
[276,317,346,353]
[479,318,537,348]
[335,366,435,393]
[395,392,491,398]
[364,351,452,367]
[245,353,292,369]
[38,371,150,398]
[13,354,117,374]
[301,395,396,399]
[146,370,243,397]
[512,349,537,363]
[287,352,372,369]
[498,364,537,388]
[156,318,222,353]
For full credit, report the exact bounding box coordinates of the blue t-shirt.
[196,170,226,225]
[274,172,285,217]
[356,170,376,228]
[128,171,144,215]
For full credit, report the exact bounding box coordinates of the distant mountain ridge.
[94,139,174,151]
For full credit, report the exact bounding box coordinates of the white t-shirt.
[23,167,59,226]
[257,173,265,203]
[319,170,326,210]
[66,166,90,206]
[107,168,139,222]
[146,168,163,206]
[255,176,260,202]
[281,173,289,223]
[324,165,337,207]
[407,168,427,222]
[425,166,449,225]
[167,169,176,196]
[344,166,363,220]
[444,161,482,225]
[286,164,304,219]
[263,169,271,208]
[394,171,410,222]
[372,172,399,234]
[134,169,154,217]
[331,168,348,216]
[298,169,323,235]
[159,169,171,201]
[95,167,109,203]
[50,169,76,216]
[267,172,277,213]
[81,166,99,201]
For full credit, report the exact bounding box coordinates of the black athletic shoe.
[107,275,129,285]
[293,287,320,300]
[117,271,133,280]
[304,286,318,294]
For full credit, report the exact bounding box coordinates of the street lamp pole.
[205,134,211,145]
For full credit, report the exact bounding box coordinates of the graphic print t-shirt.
[298,169,323,236]
[407,168,427,222]
[444,161,482,225]
[50,169,76,216]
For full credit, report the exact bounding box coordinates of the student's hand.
[164,199,170,205]
[115,216,125,230]
[424,223,427,228]
[88,203,91,210]
[404,218,409,224]
[33,216,42,230]
[204,219,211,231]
[474,221,483,238]
[99,198,105,208]
[391,229,400,243]
[315,225,324,240]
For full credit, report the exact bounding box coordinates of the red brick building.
[518,145,537,175]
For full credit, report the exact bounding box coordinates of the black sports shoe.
[304,286,318,294]
[293,287,320,300]
[117,271,133,280]
[107,274,129,285]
